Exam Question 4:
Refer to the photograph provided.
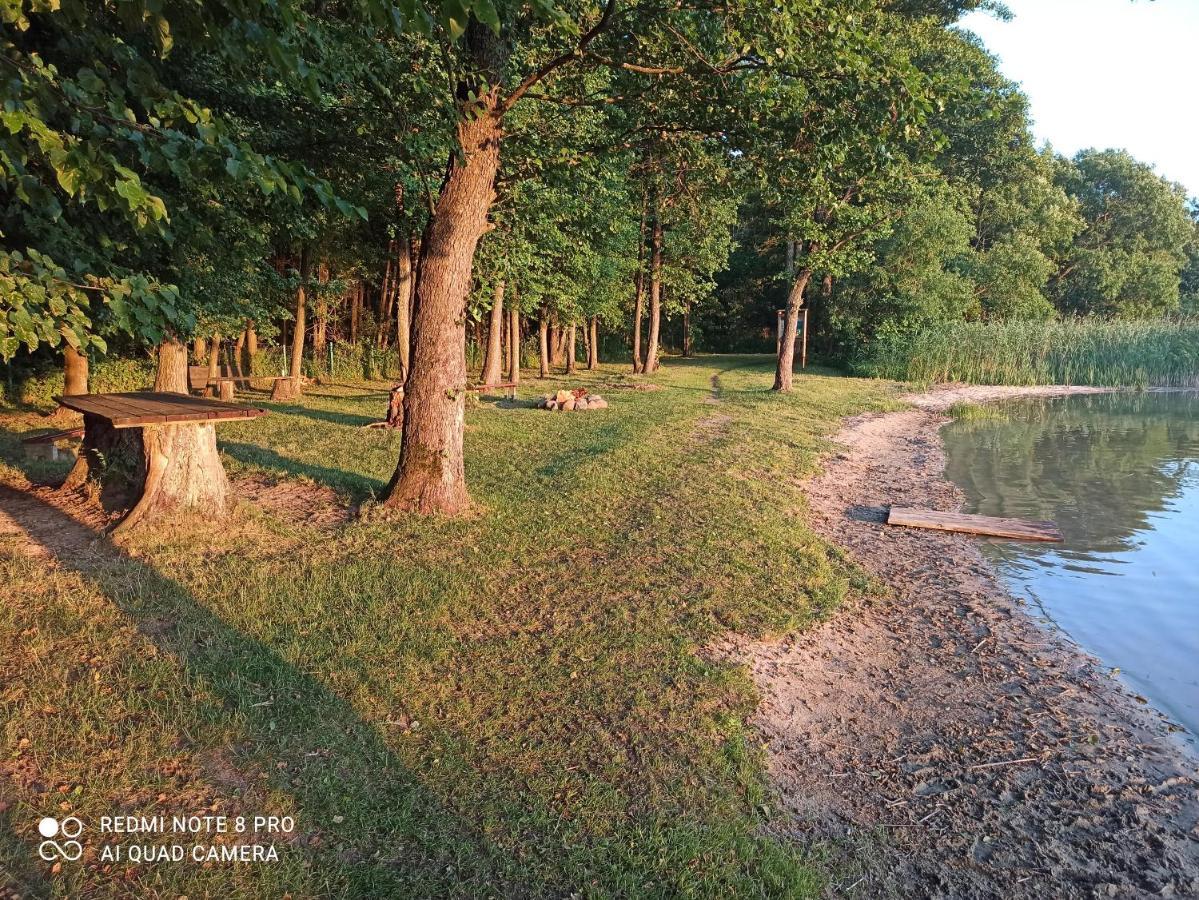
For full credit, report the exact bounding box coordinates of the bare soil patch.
[233,473,351,529]
[747,384,1199,898]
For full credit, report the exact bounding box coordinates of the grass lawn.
[0,355,897,898]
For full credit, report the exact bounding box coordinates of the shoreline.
[750,383,1199,898]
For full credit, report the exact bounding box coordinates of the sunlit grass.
[0,356,896,897]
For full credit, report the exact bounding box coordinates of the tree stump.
[60,414,232,534]
[218,380,235,402]
[271,377,301,402]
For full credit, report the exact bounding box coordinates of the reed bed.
[857,319,1199,388]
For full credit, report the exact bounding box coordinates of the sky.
[959,0,1199,199]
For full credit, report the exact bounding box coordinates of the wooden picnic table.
[56,391,267,534]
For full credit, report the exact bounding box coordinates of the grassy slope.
[0,356,895,898]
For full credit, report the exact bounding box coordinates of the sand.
[747,384,1199,898]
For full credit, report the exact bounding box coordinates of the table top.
[55,392,268,429]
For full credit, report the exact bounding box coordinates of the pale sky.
[959,0,1199,200]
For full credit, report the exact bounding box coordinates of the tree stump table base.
[54,392,267,534]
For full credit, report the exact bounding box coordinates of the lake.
[942,392,1199,742]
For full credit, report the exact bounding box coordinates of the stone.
[562,398,576,411]
[589,398,608,409]
[546,400,558,410]
[555,390,572,404]
[575,398,589,410]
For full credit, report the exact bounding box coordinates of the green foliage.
[1051,150,1195,317]
[858,318,1199,387]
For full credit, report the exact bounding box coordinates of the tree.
[1052,150,1194,317]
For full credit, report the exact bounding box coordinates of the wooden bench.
[188,365,286,399]
[21,427,85,461]
[467,381,518,400]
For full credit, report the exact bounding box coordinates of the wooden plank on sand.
[887,507,1063,543]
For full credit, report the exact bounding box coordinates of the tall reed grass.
[857,318,1199,388]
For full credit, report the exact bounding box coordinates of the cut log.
[886,507,1062,543]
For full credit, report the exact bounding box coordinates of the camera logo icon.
[38,816,84,862]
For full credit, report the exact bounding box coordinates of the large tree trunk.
[480,279,505,386]
[565,323,577,375]
[63,345,88,396]
[643,216,663,373]
[382,23,505,515]
[774,268,812,392]
[396,237,415,383]
[508,304,520,386]
[154,339,189,394]
[537,309,549,378]
[681,305,692,358]
[231,331,246,380]
[587,317,599,369]
[245,322,258,368]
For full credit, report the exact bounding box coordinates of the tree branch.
[500,0,619,115]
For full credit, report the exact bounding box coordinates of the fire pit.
[537,388,609,411]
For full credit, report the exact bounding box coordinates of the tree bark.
[549,318,566,368]
[537,309,549,378]
[231,331,246,380]
[480,279,505,386]
[382,21,506,515]
[314,263,329,373]
[565,323,577,375]
[588,316,599,369]
[286,250,309,396]
[378,247,395,350]
[350,281,361,344]
[631,194,648,373]
[773,268,812,392]
[63,345,88,396]
[396,237,414,383]
[682,305,692,357]
[644,215,663,373]
[193,337,207,364]
[206,333,221,396]
[508,304,520,386]
[245,322,258,368]
[154,339,189,394]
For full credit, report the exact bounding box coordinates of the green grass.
[0,356,896,898]
[857,318,1199,388]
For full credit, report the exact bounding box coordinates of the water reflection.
[943,392,1199,741]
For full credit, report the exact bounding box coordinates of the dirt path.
[749,384,1199,898]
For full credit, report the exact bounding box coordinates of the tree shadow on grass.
[220,442,386,502]
[0,485,539,897]
[257,403,381,428]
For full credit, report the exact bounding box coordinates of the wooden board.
[55,392,267,429]
[887,507,1063,542]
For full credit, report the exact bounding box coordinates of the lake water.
[942,392,1199,742]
